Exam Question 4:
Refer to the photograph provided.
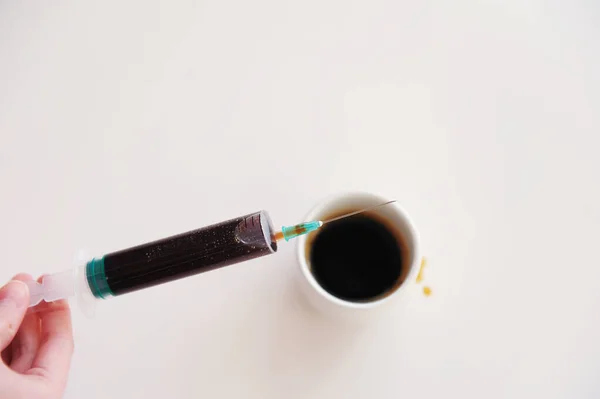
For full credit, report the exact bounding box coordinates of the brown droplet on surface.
[416,257,426,283]
[423,286,432,296]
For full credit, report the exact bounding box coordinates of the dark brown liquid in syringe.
[86,211,277,298]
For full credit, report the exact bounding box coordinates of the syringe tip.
[280,221,322,241]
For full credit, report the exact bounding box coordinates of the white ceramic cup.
[296,192,421,321]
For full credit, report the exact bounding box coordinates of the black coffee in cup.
[307,212,406,302]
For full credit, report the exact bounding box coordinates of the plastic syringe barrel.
[86,211,277,298]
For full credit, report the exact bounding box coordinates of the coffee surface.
[309,214,404,302]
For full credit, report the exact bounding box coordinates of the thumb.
[0,280,29,351]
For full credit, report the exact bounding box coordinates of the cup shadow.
[180,259,388,397]
[263,270,377,395]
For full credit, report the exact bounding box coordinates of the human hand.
[1,274,74,399]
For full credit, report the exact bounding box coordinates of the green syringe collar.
[86,257,113,299]
[281,221,322,241]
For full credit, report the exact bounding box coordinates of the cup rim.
[296,191,421,310]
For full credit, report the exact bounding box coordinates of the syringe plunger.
[26,270,75,307]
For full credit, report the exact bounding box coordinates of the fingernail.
[0,280,29,308]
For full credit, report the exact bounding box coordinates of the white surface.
[0,0,599,398]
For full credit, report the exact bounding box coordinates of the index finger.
[27,278,73,388]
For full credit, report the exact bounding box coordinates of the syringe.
[25,201,395,312]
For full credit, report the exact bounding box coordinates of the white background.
[1,0,599,398]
